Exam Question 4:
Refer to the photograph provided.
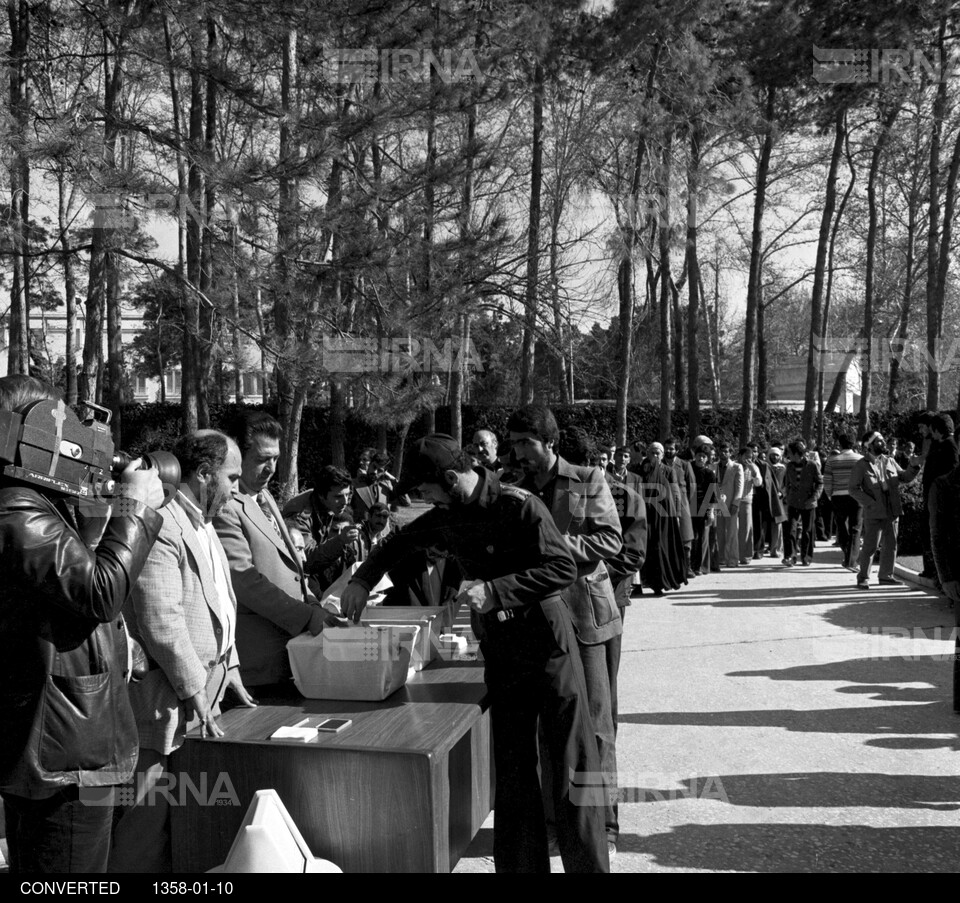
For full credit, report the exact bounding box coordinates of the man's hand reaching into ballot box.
[308,602,351,635]
[457,579,495,615]
[340,582,371,624]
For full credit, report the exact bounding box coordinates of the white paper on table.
[269,726,316,742]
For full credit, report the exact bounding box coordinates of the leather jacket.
[0,484,162,798]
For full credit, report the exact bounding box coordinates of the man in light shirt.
[112,431,257,872]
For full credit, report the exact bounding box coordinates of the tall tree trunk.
[802,107,845,441]
[615,48,658,443]
[741,85,776,446]
[520,59,543,404]
[859,101,900,434]
[231,223,243,403]
[658,133,673,439]
[182,24,204,432]
[686,129,702,439]
[449,71,477,439]
[888,197,917,411]
[938,116,960,412]
[58,173,78,404]
[197,12,218,428]
[757,285,767,409]
[275,28,301,490]
[699,267,721,408]
[817,132,856,438]
[105,254,123,443]
[7,0,30,376]
[82,25,124,406]
[671,278,684,405]
[329,380,346,468]
[926,13,948,410]
[549,212,570,404]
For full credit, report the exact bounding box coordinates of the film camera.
[0,398,180,501]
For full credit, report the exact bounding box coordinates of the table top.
[186,662,488,759]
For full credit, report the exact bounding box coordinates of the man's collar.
[177,490,205,529]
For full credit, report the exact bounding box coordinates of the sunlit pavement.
[454,546,960,873]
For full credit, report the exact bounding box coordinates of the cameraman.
[0,375,164,873]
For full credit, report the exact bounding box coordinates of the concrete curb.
[894,562,943,594]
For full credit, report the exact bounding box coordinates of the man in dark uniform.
[340,434,608,874]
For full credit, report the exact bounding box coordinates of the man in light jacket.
[849,430,921,590]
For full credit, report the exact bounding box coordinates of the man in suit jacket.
[111,431,257,873]
[509,405,623,857]
[604,450,646,612]
[715,441,744,568]
[214,412,342,693]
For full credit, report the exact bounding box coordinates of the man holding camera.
[110,430,257,873]
[0,375,164,874]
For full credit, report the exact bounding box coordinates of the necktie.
[257,491,283,540]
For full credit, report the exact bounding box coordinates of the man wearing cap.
[849,430,921,589]
[339,433,608,873]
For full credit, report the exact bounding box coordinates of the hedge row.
[119,401,947,475]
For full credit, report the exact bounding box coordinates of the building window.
[75,327,83,350]
[242,371,263,397]
[134,375,148,397]
[164,370,182,396]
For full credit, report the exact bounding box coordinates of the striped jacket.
[823,449,862,497]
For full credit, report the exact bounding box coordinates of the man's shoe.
[878,577,902,586]
[739,558,750,565]
[782,557,794,567]
[843,564,859,573]
[799,558,811,566]
[857,579,870,590]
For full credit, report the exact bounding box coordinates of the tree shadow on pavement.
[616,771,960,810]
[673,587,930,608]
[728,654,954,691]
[620,700,955,737]
[617,823,960,872]
[823,594,954,633]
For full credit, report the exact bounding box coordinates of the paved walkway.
[454,547,960,873]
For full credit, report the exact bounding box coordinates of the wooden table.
[170,662,491,873]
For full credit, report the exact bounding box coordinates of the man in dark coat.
[920,413,958,579]
[340,433,608,873]
[0,375,164,874]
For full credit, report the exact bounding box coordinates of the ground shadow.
[616,771,960,811]
[618,823,960,872]
[620,700,954,736]
[728,654,954,691]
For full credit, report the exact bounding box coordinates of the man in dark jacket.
[508,406,623,857]
[920,414,958,579]
[0,375,164,874]
[340,433,608,873]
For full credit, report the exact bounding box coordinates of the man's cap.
[692,435,713,452]
[397,433,464,494]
